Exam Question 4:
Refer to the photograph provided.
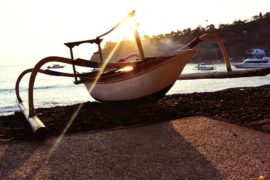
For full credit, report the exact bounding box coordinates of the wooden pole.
[134,23,145,59]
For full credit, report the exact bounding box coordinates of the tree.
[176,30,183,35]
[233,19,247,25]
[143,34,150,40]
[206,24,215,31]
[253,15,259,20]
[219,24,228,29]
[259,12,263,19]
[186,28,191,34]
[192,25,205,35]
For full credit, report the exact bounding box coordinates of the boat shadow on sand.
[0,119,224,179]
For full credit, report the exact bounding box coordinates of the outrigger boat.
[47,64,65,69]
[194,63,216,71]
[15,11,270,137]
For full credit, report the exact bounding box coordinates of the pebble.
[0,85,270,140]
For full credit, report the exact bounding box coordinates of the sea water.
[0,63,269,116]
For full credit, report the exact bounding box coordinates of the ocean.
[0,63,269,116]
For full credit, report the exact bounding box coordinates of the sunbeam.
[45,40,123,160]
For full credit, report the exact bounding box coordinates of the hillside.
[92,12,270,63]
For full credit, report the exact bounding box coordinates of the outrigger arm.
[15,57,138,137]
[179,32,270,80]
[15,11,144,137]
[182,32,232,72]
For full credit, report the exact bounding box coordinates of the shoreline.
[0,85,270,141]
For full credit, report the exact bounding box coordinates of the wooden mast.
[134,22,145,59]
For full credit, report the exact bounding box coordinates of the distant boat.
[47,64,65,69]
[194,63,216,70]
[234,57,270,68]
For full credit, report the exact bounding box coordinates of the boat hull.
[234,57,270,68]
[83,49,196,101]
[234,64,270,68]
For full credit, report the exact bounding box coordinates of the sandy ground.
[0,116,270,179]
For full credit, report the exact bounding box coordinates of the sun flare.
[111,16,137,41]
[120,65,134,72]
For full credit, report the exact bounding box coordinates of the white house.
[246,48,266,56]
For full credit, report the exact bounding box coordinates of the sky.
[0,0,269,65]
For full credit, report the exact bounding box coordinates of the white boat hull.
[83,49,196,101]
[234,57,270,69]
[234,64,270,68]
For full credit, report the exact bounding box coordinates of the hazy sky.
[0,0,269,65]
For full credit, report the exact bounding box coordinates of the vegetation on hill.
[92,12,270,62]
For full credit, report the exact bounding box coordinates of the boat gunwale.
[79,55,177,84]
[80,50,194,84]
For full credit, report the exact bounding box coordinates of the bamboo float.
[18,102,47,138]
[179,68,270,80]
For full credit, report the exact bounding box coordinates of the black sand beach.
[0,85,270,141]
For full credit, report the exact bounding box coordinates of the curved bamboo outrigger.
[15,11,270,137]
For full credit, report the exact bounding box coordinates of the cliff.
[91,12,270,63]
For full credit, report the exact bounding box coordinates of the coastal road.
[0,116,270,179]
